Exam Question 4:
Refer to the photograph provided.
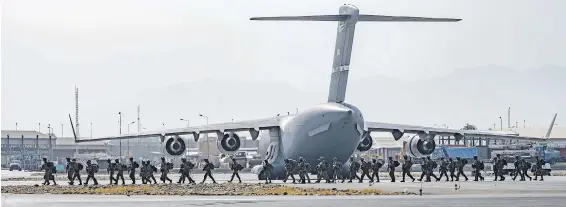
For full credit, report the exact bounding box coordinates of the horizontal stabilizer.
[358,15,461,22]
[250,15,348,21]
[250,15,461,22]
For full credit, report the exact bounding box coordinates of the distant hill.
[105,66,564,134]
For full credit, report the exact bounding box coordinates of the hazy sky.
[2,0,565,137]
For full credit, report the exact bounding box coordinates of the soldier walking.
[315,157,329,183]
[261,159,273,184]
[114,159,126,185]
[387,156,397,182]
[448,157,457,181]
[521,158,532,181]
[332,157,343,183]
[512,155,524,181]
[371,158,382,182]
[229,158,243,183]
[438,157,449,181]
[298,158,310,184]
[534,155,544,181]
[201,159,217,183]
[145,160,158,184]
[107,159,117,185]
[427,156,440,182]
[128,157,139,184]
[359,158,373,183]
[418,157,428,182]
[472,156,485,181]
[455,157,468,181]
[41,157,57,185]
[71,159,83,185]
[65,157,75,185]
[347,157,360,183]
[160,157,172,183]
[84,160,99,185]
[400,155,415,182]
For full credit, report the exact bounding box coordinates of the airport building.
[1,130,107,169]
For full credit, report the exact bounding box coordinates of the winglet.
[69,114,79,143]
[544,113,558,139]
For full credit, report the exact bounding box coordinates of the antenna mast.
[75,87,80,138]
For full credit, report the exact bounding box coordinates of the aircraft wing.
[73,116,284,143]
[365,121,561,141]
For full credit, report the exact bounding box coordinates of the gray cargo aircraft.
[72,5,557,178]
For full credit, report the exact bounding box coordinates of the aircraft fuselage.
[260,102,364,178]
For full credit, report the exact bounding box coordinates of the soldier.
[229,158,243,183]
[178,158,187,184]
[418,157,428,182]
[140,160,148,184]
[315,157,330,183]
[521,157,533,181]
[84,160,99,185]
[282,159,296,183]
[400,155,415,182]
[455,157,468,181]
[472,156,485,181]
[128,157,139,184]
[512,155,524,181]
[347,157,360,183]
[298,157,310,184]
[387,156,397,182]
[107,159,117,185]
[332,157,343,183]
[160,157,172,183]
[491,154,504,181]
[261,159,273,184]
[427,156,440,182]
[41,157,57,185]
[41,158,49,185]
[202,159,217,183]
[71,159,83,185]
[534,155,545,181]
[65,157,75,185]
[114,159,126,185]
[184,159,196,184]
[448,157,457,181]
[438,157,450,182]
[495,154,507,181]
[371,159,383,182]
[146,160,158,184]
[359,158,373,183]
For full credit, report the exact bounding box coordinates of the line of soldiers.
[41,156,245,186]
[490,154,546,181]
[271,154,548,184]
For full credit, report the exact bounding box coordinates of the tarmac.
[3,170,566,206]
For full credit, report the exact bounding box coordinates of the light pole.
[499,116,503,130]
[38,123,41,133]
[119,112,122,160]
[128,121,135,157]
[16,122,18,131]
[61,124,64,138]
[199,114,209,160]
[90,122,93,138]
[180,118,190,127]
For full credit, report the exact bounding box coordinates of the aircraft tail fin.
[250,5,461,103]
[544,113,558,139]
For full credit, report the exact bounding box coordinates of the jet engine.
[406,134,436,158]
[217,132,242,154]
[356,132,373,152]
[164,135,186,156]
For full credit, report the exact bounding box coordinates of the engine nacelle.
[164,135,186,156]
[356,131,373,152]
[406,134,436,158]
[217,132,242,154]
